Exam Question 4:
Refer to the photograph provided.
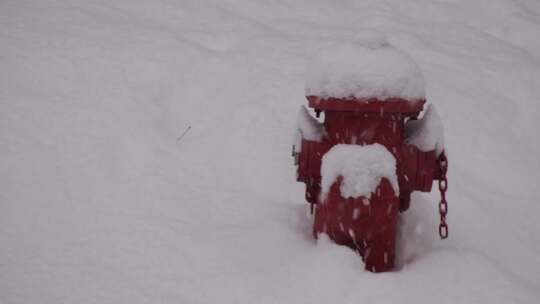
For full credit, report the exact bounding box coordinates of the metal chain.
[438,152,449,239]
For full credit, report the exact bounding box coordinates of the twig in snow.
[177,126,192,142]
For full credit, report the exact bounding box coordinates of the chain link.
[438,152,449,239]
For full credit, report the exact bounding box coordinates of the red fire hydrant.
[293,32,448,272]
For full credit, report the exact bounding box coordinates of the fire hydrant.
[293,32,448,272]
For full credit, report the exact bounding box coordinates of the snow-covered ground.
[2,0,540,303]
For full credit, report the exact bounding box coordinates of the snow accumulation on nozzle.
[405,104,446,156]
[320,144,398,202]
[305,30,426,101]
[293,105,326,152]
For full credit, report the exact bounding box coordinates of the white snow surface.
[406,104,446,156]
[320,144,398,201]
[2,0,540,303]
[305,30,426,100]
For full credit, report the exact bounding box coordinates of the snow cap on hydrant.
[305,30,426,101]
[293,30,449,273]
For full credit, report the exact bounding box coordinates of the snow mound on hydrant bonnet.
[305,30,426,101]
[320,144,398,202]
[405,104,446,156]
